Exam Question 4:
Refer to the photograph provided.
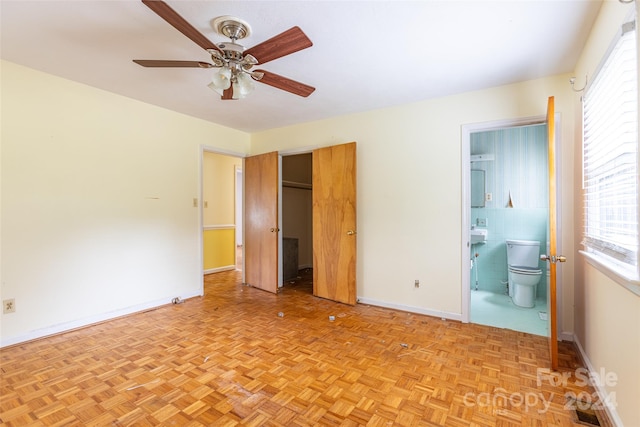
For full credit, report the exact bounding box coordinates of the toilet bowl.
[508,266,542,308]
[506,239,542,308]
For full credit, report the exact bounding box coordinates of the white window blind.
[582,19,638,276]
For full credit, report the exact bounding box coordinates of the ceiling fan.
[133,0,315,100]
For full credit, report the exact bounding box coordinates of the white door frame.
[235,166,243,267]
[460,115,563,331]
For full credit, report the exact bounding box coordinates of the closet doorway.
[244,142,357,304]
[281,153,313,294]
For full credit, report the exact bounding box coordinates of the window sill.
[579,250,640,297]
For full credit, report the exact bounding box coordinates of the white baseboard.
[572,334,624,427]
[559,331,574,342]
[204,265,236,275]
[0,290,202,348]
[356,297,462,322]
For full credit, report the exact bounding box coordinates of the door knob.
[347,230,357,235]
[540,254,567,263]
[270,227,280,232]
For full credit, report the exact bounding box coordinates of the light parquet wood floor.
[1,270,603,426]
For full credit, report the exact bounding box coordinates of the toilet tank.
[506,239,540,268]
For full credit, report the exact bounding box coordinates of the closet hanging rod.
[282,180,312,190]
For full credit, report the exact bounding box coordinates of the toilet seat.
[508,265,542,275]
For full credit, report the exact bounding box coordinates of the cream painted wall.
[582,265,640,425]
[572,2,639,425]
[0,60,249,346]
[252,75,576,320]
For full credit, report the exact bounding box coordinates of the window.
[582,17,639,289]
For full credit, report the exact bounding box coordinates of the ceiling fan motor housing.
[217,42,244,61]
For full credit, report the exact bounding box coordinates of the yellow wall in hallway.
[202,152,242,272]
[203,228,236,271]
[203,152,242,226]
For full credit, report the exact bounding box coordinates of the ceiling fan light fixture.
[231,82,243,99]
[210,66,232,90]
[236,72,255,95]
[207,81,224,96]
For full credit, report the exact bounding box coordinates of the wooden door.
[545,96,565,370]
[244,151,279,294]
[312,142,357,305]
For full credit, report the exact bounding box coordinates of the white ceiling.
[1,0,602,133]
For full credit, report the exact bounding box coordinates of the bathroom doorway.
[462,118,557,336]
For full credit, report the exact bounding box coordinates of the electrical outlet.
[193,198,198,208]
[414,279,420,288]
[485,193,493,201]
[477,218,488,227]
[3,299,15,314]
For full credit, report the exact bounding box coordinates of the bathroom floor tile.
[471,290,548,336]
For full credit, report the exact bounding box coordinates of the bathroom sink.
[470,228,488,244]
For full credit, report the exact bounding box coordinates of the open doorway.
[281,153,313,294]
[467,123,549,336]
[461,114,563,338]
[245,143,356,301]
[202,150,243,276]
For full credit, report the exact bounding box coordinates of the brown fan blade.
[255,70,315,97]
[133,60,214,68]
[222,87,234,100]
[244,27,312,65]
[141,0,222,53]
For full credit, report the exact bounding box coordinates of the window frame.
[579,13,640,296]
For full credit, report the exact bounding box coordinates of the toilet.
[506,239,543,308]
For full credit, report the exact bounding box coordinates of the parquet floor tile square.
[1,270,608,426]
